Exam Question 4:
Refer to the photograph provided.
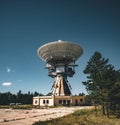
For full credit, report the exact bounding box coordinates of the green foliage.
[73,109,94,116]
[0,90,44,105]
[83,52,116,96]
[109,71,120,104]
[0,105,10,109]
[82,51,120,115]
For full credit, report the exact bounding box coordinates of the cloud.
[7,67,15,73]
[2,82,12,86]
[7,67,11,73]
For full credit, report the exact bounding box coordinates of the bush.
[11,105,32,109]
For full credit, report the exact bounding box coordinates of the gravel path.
[0,106,92,125]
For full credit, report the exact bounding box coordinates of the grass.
[0,104,32,109]
[0,105,10,109]
[32,108,120,125]
[11,104,32,109]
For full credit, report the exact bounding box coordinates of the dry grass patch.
[33,108,120,125]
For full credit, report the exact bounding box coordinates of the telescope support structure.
[52,75,71,96]
[37,40,83,97]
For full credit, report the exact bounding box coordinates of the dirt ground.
[0,106,91,125]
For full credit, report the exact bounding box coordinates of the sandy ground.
[0,106,91,125]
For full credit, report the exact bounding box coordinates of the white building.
[33,95,86,107]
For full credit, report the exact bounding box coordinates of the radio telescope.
[37,40,83,96]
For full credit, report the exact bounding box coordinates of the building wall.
[33,96,54,107]
[33,97,40,106]
[72,96,86,106]
[54,96,72,106]
[33,95,86,107]
[39,96,54,107]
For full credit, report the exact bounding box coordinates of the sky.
[0,0,120,95]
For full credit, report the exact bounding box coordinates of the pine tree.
[83,51,117,115]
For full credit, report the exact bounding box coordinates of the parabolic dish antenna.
[37,40,83,96]
[37,40,83,65]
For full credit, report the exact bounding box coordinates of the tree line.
[0,90,43,105]
[83,51,120,117]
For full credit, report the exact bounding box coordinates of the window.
[46,100,49,104]
[63,100,66,104]
[80,99,83,102]
[75,99,78,106]
[59,100,62,104]
[67,100,70,105]
[35,100,38,104]
[43,100,45,104]
[43,100,49,104]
